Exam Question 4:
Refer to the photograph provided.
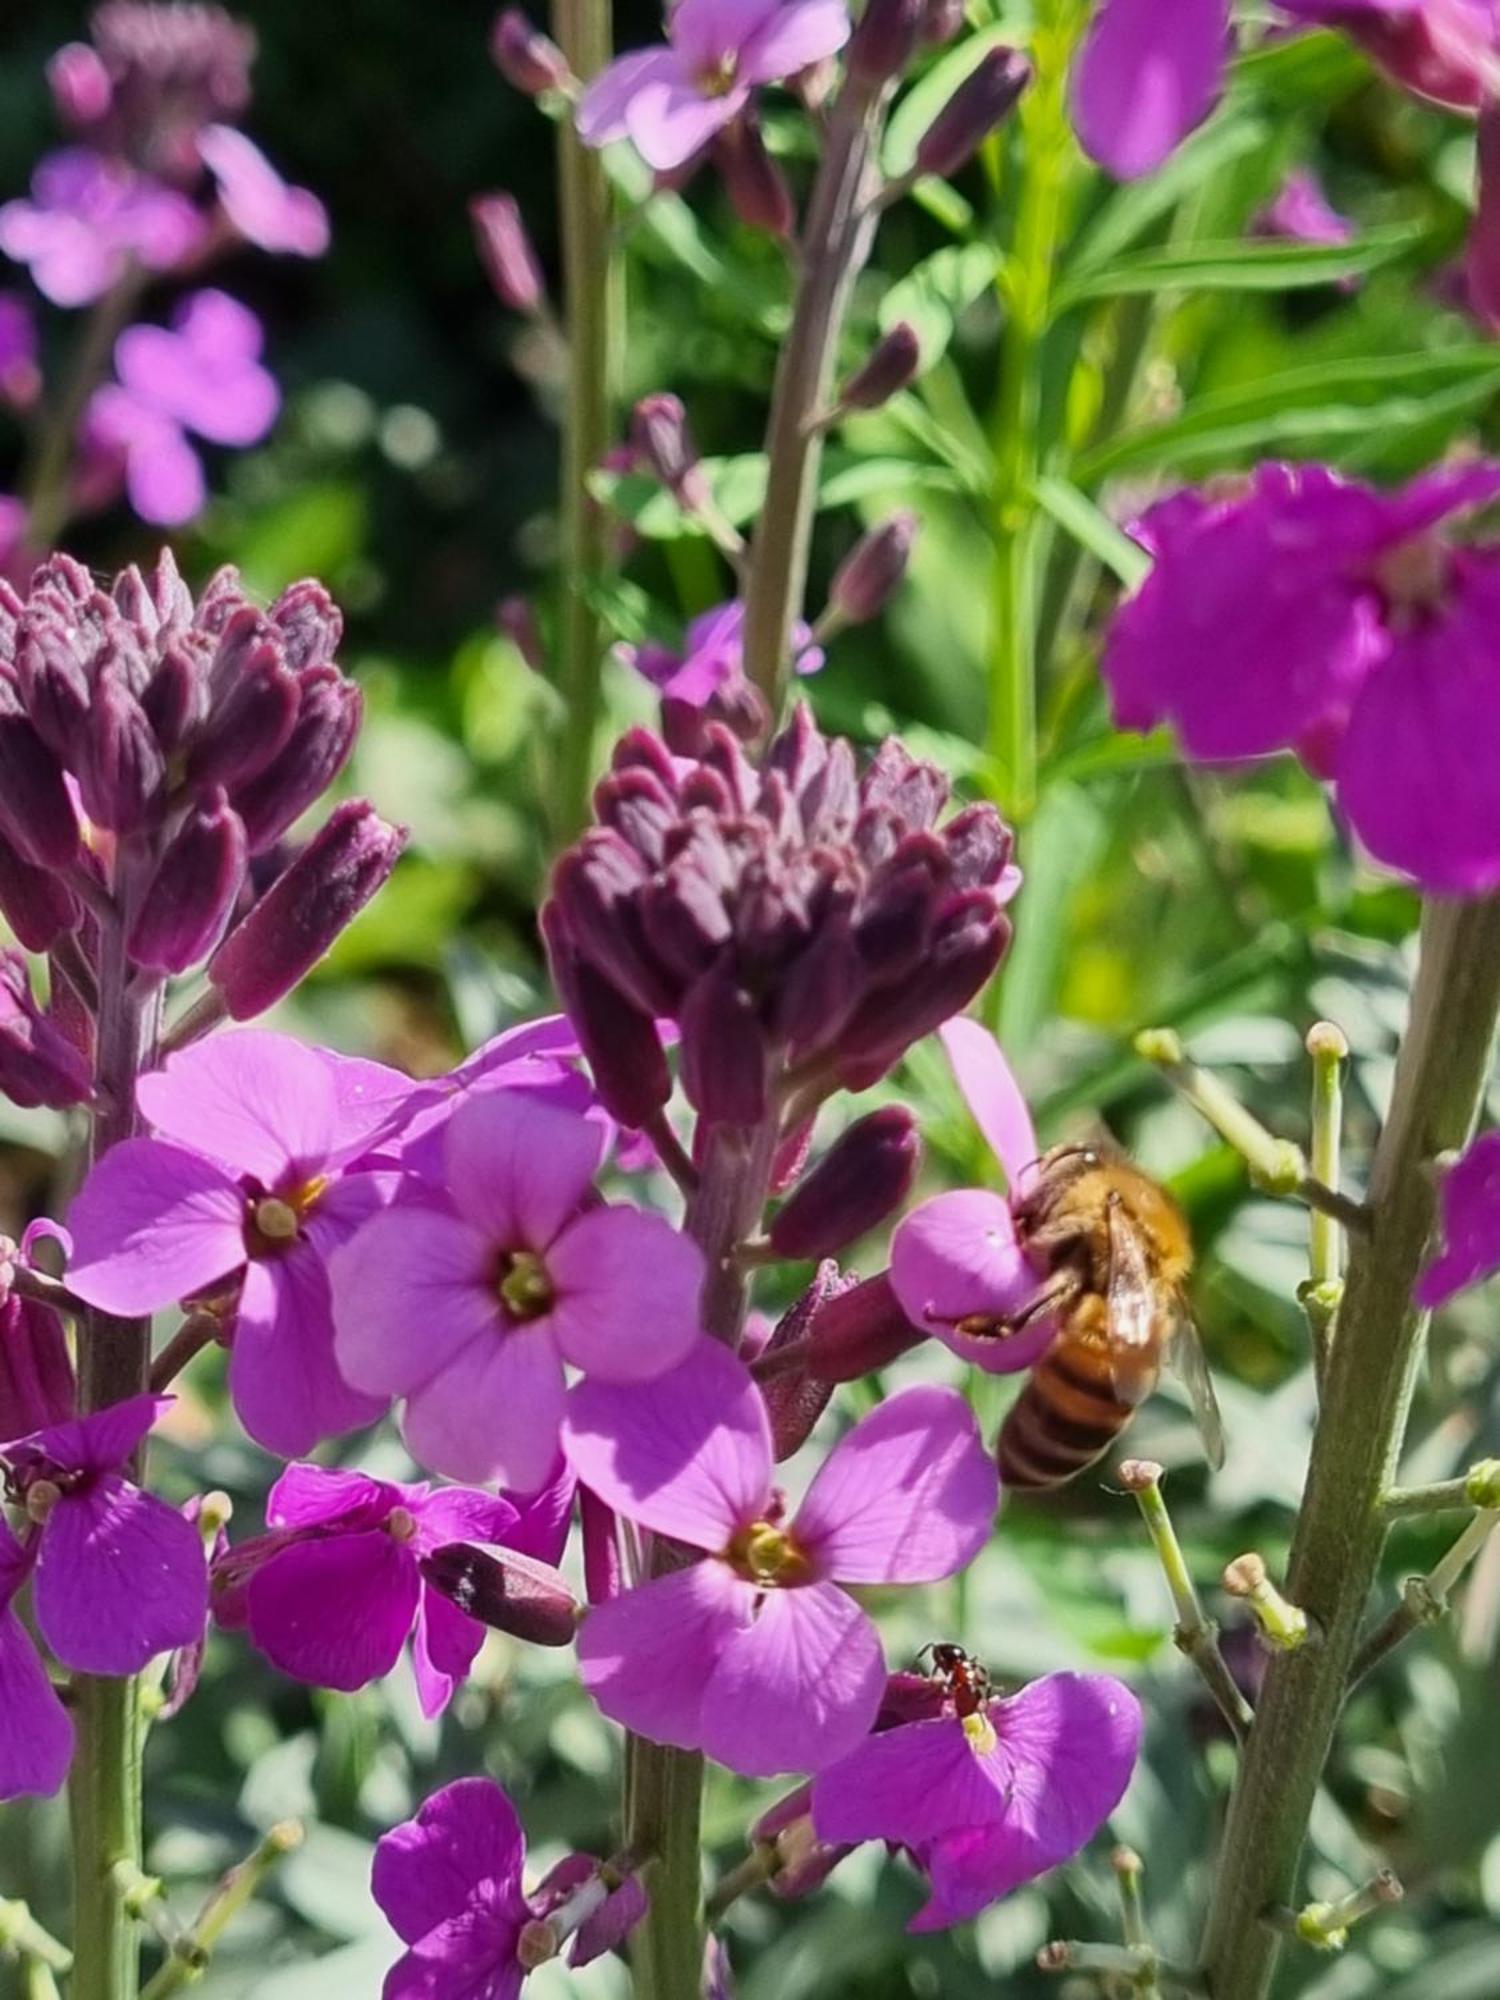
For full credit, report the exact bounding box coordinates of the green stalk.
[1198,895,1500,1999]
[986,0,1081,823]
[550,0,619,844]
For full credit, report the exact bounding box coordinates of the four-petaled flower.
[0,147,203,307]
[578,0,852,171]
[562,1340,997,1776]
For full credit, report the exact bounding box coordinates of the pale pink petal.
[65,1139,244,1314]
[792,1386,996,1585]
[231,1252,386,1458]
[411,1586,485,1719]
[331,1201,497,1399]
[671,0,777,67]
[889,1191,1049,1372]
[1071,0,1231,180]
[562,1342,770,1547]
[372,1776,527,1946]
[939,1018,1038,1190]
[576,49,682,147]
[247,1533,418,1690]
[137,1030,341,1180]
[0,1601,73,1800]
[701,1584,885,1776]
[740,0,852,81]
[625,76,746,171]
[124,414,205,527]
[547,1205,704,1379]
[35,1475,207,1673]
[443,1088,605,1246]
[577,1560,754,1748]
[402,1329,567,1491]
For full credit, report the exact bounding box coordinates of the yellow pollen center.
[498,1250,555,1321]
[725,1519,812,1588]
[962,1710,997,1757]
[254,1197,300,1242]
[25,1479,61,1526]
[696,52,738,95]
[1375,536,1449,619]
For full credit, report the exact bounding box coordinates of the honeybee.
[992,1145,1224,1491]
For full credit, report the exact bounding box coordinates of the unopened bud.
[922,0,966,43]
[229,667,362,854]
[757,1263,854,1460]
[541,904,671,1128]
[490,9,573,94]
[48,42,113,127]
[770,1107,921,1259]
[1465,1458,1500,1509]
[837,322,921,412]
[472,194,547,315]
[497,595,546,673]
[629,393,708,507]
[913,46,1031,180]
[0,830,79,952]
[0,1294,76,1438]
[835,893,1009,1075]
[209,801,406,1018]
[715,116,795,236]
[847,0,925,84]
[420,1541,581,1647]
[128,791,248,973]
[679,960,769,1126]
[568,1870,649,1968]
[75,663,165,834]
[0,703,79,868]
[190,627,299,789]
[801,1270,925,1381]
[0,954,91,1110]
[828,513,917,627]
[1223,1552,1314,1652]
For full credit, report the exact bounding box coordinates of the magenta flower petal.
[1416,1130,1500,1307]
[87,389,207,527]
[792,1386,996,1584]
[626,75,746,170]
[116,291,280,447]
[889,1190,1045,1371]
[670,0,776,64]
[939,1018,1038,1190]
[814,1712,999,1844]
[0,1524,73,1802]
[20,1392,162,1475]
[411,1587,485,1720]
[562,1342,771,1548]
[739,0,852,79]
[373,1776,528,1947]
[35,1473,207,1674]
[1071,0,1231,179]
[507,1455,576,1559]
[247,1532,419,1690]
[578,1560,754,1750]
[332,1202,496,1398]
[138,1030,341,1181]
[232,1252,386,1458]
[577,48,682,146]
[443,1089,605,1248]
[268,1463,395,1530]
[413,1488,521,1550]
[65,1138,244,1314]
[702,1584,885,1777]
[546,1205,703,1380]
[402,1326,567,1490]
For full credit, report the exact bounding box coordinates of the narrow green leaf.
[1066,113,1273,275]
[1052,223,1423,314]
[1030,474,1150,586]
[877,242,1002,374]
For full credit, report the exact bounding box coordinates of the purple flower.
[1416,1130,1500,1307]
[65,1031,405,1458]
[0,148,204,307]
[889,1018,1055,1373]
[577,0,852,172]
[1,1392,208,1676]
[0,1227,76,1440]
[1100,460,1500,893]
[812,1670,1142,1929]
[628,598,823,705]
[85,289,279,526]
[1253,167,1356,250]
[197,124,330,256]
[332,1088,704,1492]
[0,1518,73,1802]
[214,1463,523,1717]
[1071,0,1232,180]
[53,2,257,181]
[562,1341,997,1776]
[1276,0,1497,111]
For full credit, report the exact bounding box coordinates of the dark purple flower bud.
[629,393,710,509]
[756,1261,853,1458]
[847,0,925,84]
[802,1270,926,1381]
[679,961,769,1125]
[0,695,80,868]
[581,1487,623,1605]
[497,595,546,673]
[541,902,671,1128]
[420,1542,580,1647]
[268,579,342,672]
[209,801,405,1018]
[14,623,91,755]
[769,1107,921,1259]
[829,512,917,626]
[229,666,362,853]
[569,1873,649,1970]
[74,661,165,833]
[837,891,1009,1076]
[0,831,79,953]
[551,834,679,1016]
[472,194,547,315]
[0,954,91,1109]
[913,46,1032,180]
[128,791,247,973]
[715,116,796,236]
[490,8,572,94]
[0,1288,76,1438]
[190,638,299,790]
[142,642,208,753]
[48,42,114,128]
[837,322,921,413]
[922,0,966,42]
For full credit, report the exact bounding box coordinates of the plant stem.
[1383,1459,1500,1516]
[1198,895,1500,2000]
[740,79,886,716]
[624,1121,780,2000]
[70,906,163,2000]
[987,0,1080,823]
[23,271,143,553]
[550,0,619,845]
[1348,1506,1500,1689]
[137,1822,302,2000]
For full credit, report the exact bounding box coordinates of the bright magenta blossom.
[1416,1131,1500,1306]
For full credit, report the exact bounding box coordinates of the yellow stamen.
[962,1710,997,1756]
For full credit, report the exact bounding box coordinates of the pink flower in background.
[0,147,204,306]
[84,288,279,525]
[563,1342,997,1776]
[578,0,852,171]
[1101,460,1500,893]
[0,294,40,410]
[0,1393,207,1676]
[197,123,330,256]
[1416,1130,1500,1306]
[213,1463,523,1717]
[332,1089,704,1492]
[812,1671,1142,1929]
[66,1031,403,1458]
[627,599,823,705]
[1253,167,1355,249]
[1277,0,1498,110]
[1071,0,1232,179]
[0,1518,73,1802]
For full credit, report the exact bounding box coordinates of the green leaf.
[877,242,1002,374]
[593,451,961,537]
[1066,113,1274,276]
[1029,474,1150,586]
[1052,223,1424,315]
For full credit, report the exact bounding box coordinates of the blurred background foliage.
[3,1,1500,1994]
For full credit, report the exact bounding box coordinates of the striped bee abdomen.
[996,1333,1131,1491]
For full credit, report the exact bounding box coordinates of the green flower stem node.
[0,1899,73,1973]
[1222,1554,1316,1653]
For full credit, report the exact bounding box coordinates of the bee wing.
[1104,1195,1167,1408]
[1166,1312,1226,1472]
